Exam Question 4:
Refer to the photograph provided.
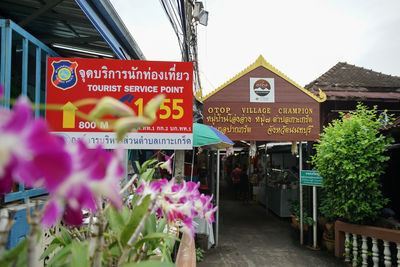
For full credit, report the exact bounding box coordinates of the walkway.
[197,198,346,267]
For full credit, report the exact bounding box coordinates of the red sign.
[46,58,193,149]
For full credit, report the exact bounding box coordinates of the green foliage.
[40,160,178,266]
[0,238,27,267]
[196,247,204,262]
[71,241,90,267]
[288,198,314,226]
[312,103,393,224]
[120,195,151,246]
[318,190,336,222]
[122,260,177,267]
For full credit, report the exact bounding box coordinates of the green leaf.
[0,239,27,267]
[109,241,122,257]
[107,205,128,234]
[45,243,72,267]
[120,195,151,246]
[71,241,90,267]
[49,235,66,247]
[141,158,157,171]
[15,250,28,267]
[130,193,141,209]
[122,260,177,267]
[141,168,155,182]
[40,243,60,260]
[122,205,131,222]
[144,213,157,236]
[60,226,72,244]
[135,161,142,173]
[134,232,179,250]
[156,218,167,233]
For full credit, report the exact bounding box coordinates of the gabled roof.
[305,62,400,92]
[195,55,326,103]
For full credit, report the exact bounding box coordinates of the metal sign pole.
[216,149,220,247]
[299,141,304,245]
[313,186,317,249]
[190,148,195,181]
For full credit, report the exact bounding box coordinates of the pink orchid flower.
[159,153,174,174]
[42,140,124,227]
[137,178,217,237]
[0,96,69,194]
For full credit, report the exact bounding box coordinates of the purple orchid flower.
[0,96,69,194]
[41,140,124,226]
[0,95,125,227]
[159,153,174,174]
[136,178,217,237]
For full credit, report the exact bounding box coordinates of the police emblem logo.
[51,60,78,90]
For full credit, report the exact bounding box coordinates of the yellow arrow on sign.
[62,102,78,128]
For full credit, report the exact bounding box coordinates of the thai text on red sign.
[46,58,193,149]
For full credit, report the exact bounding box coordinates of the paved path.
[197,199,346,267]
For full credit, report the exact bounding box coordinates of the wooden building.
[306,62,400,220]
[196,55,325,143]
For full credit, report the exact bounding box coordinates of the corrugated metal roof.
[0,0,144,59]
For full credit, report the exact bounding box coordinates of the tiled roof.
[305,62,400,92]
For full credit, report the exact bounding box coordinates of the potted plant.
[289,198,314,231]
[318,193,337,252]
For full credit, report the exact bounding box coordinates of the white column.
[383,240,391,267]
[361,235,368,267]
[345,232,351,263]
[372,238,379,267]
[352,233,358,267]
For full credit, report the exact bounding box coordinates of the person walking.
[231,165,242,200]
[240,168,249,203]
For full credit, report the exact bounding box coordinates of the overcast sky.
[111,0,400,95]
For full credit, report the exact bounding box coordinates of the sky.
[110,0,400,96]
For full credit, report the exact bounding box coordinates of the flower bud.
[144,94,165,123]
[159,153,174,174]
[89,97,134,120]
[114,116,152,141]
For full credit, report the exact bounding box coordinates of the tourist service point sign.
[46,58,193,149]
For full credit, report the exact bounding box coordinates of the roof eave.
[196,55,327,103]
[76,0,145,60]
[93,0,145,60]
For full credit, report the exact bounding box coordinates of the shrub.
[311,103,393,224]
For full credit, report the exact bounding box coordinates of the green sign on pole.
[301,170,323,187]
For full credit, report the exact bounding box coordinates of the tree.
[312,103,393,224]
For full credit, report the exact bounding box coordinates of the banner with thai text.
[203,102,320,141]
[46,58,193,149]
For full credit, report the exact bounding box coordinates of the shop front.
[196,55,326,245]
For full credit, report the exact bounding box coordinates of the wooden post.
[335,221,346,258]
[175,150,185,184]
